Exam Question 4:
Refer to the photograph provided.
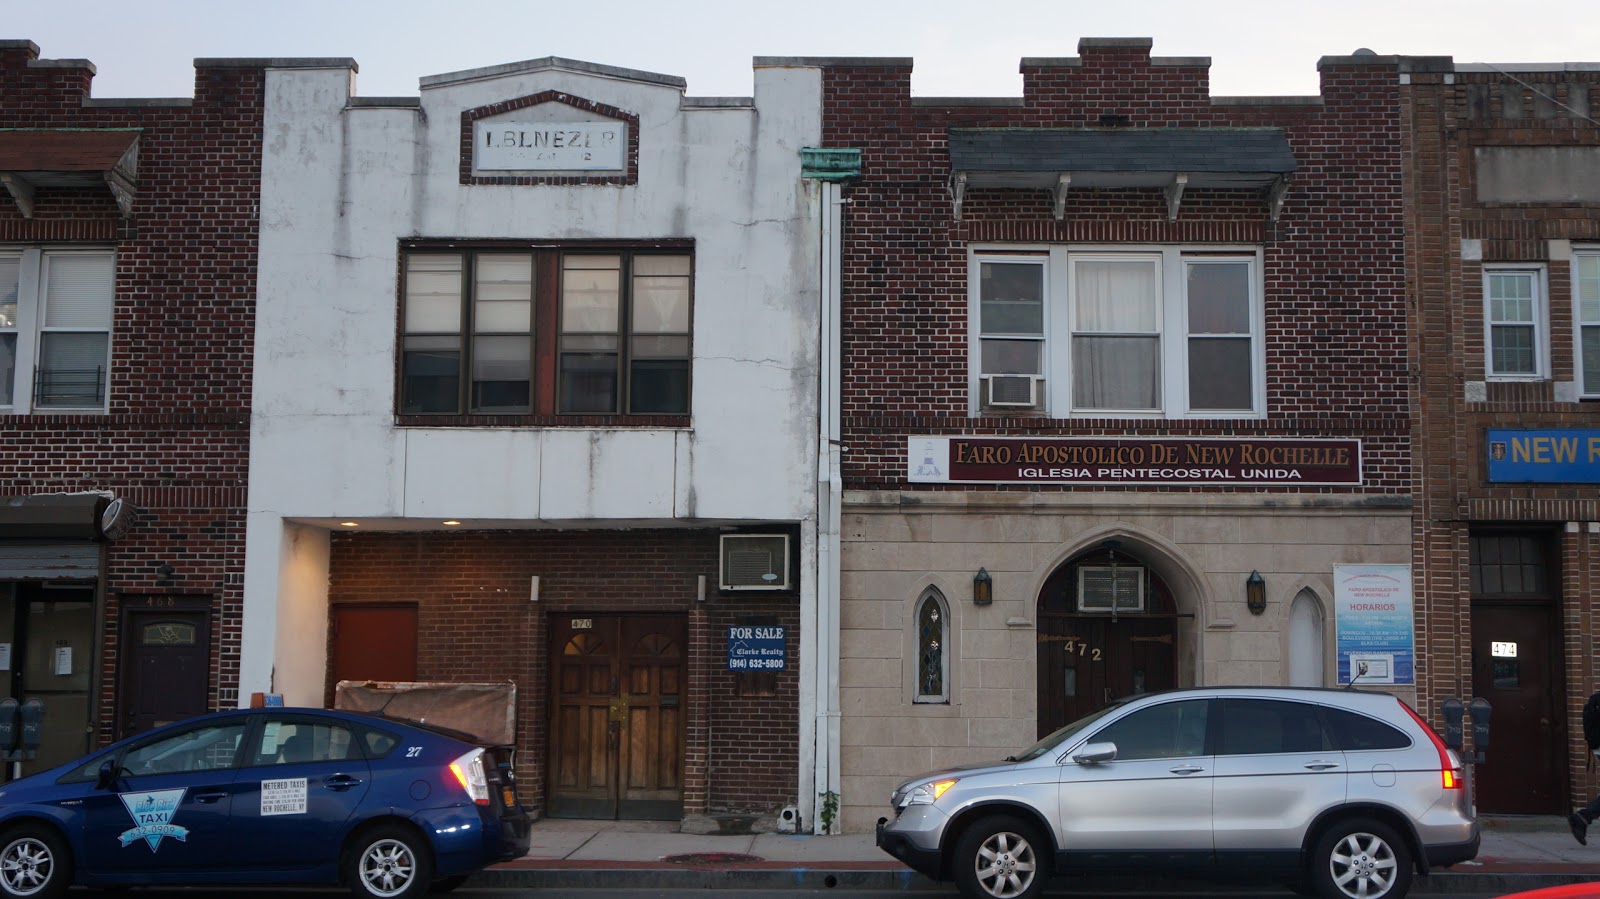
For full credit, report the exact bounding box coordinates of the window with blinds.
[0,248,114,413]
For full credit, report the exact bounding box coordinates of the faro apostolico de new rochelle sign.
[907,436,1363,486]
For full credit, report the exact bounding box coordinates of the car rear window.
[359,725,401,758]
[1218,699,1331,755]
[1320,706,1412,750]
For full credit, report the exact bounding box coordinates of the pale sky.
[10,0,1600,101]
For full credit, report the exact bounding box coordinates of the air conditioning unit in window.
[720,534,791,591]
[983,375,1039,408]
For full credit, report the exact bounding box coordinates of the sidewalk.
[470,815,1600,893]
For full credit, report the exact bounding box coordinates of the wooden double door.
[1036,551,1179,738]
[548,614,685,820]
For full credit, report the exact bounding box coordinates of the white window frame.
[0,246,115,414]
[1483,265,1548,381]
[969,253,1049,410]
[1572,251,1600,398]
[1078,565,1146,612]
[968,244,1264,419]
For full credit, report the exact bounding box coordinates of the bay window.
[971,245,1262,418]
[400,245,692,418]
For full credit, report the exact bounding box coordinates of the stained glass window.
[915,591,948,703]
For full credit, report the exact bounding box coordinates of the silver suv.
[876,687,1478,899]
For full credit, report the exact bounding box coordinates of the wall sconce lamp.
[155,562,175,586]
[973,567,993,606]
[1246,570,1266,615]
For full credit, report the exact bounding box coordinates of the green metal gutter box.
[801,148,860,181]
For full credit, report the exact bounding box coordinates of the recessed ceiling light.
[443,520,461,526]
[339,521,360,527]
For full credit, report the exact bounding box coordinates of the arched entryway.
[1036,542,1180,737]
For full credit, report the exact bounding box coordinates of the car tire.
[344,824,434,899]
[951,814,1049,899]
[1309,818,1412,899]
[428,875,469,894]
[0,825,69,899]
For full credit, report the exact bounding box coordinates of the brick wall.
[326,529,799,819]
[0,42,261,741]
[1404,64,1600,811]
[820,43,1411,496]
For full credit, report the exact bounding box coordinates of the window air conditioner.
[984,375,1039,408]
[719,534,791,591]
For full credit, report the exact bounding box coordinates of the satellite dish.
[99,498,135,541]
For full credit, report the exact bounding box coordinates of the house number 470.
[1063,639,1102,661]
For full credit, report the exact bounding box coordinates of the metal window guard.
[32,366,105,407]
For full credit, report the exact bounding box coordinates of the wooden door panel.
[122,609,211,737]
[1471,602,1561,814]
[1038,615,1176,737]
[548,614,685,820]
[330,605,417,685]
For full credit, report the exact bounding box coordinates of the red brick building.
[1403,57,1600,815]
[815,39,1419,830]
[0,40,274,774]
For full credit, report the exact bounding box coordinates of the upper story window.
[972,246,1262,418]
[0,248,114,414]
[1483,266,1547,380]
[1574,252,1600,397]
[400,246,692,418]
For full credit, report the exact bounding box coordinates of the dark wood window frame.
[396,240,694,427]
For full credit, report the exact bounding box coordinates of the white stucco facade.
[242,56,826,818]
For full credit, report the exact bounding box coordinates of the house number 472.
[1063,639,1102,661]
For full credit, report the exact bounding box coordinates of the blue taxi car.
[0,707,530,898]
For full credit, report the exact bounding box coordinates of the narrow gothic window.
[915,590,949,703]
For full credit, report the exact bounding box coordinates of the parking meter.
[1440,697,1464,753]
[19,697,43,761]
[1468,697,1492,763]
[0,698,17,760]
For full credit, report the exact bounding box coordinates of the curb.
[473,864,1600,893]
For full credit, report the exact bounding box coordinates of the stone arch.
[1029,523,1210,735]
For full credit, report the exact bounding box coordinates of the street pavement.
[466,815,1600,894]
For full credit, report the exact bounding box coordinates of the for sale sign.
[727,625,785,671]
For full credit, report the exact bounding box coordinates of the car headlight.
[897,778,958,808]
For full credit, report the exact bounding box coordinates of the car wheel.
[428,875,469,894]
[0,826,69,899]
[345,824,434,899]
[1309,818,1412,899]
[951,815,1048,899]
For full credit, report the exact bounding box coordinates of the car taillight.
[1399,700,1462,790]
[448,748,491,806]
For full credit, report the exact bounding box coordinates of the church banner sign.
[1333,563,1415,686]
[906,436,1362,486]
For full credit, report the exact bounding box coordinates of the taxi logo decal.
[117,789,189,851]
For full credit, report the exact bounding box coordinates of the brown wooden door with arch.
[1037,549,1179,738]
[548,614,685,820]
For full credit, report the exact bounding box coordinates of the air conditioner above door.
[720,534,791,591]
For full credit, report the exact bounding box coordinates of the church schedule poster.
[1333,564,1415,685]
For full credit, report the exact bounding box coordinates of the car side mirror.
[1072,741,1117,765]
[96,759,118,790]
